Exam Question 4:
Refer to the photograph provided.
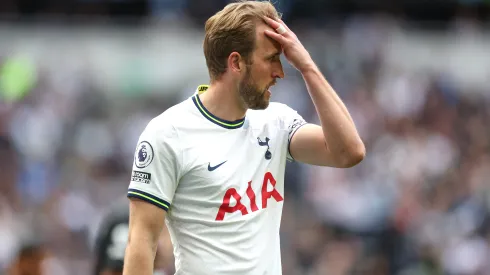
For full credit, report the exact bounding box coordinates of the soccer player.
[124,1,365,274]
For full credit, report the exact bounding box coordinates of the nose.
[272,60,285,79]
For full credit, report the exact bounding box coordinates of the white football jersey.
[128,85,307,275]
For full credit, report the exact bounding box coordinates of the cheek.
[252,61,271,76]
[253,66,272,84]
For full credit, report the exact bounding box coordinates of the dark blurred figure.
[0,136,21,211]
[93,198,130,275]
[93,197,170,275]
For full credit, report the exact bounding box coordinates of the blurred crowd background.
[1,0,490,274]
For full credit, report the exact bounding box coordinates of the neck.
[198,80,247,121]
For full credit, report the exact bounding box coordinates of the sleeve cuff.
[287,122,308,162]
[127,188,170,212]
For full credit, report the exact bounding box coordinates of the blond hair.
[203,0,281,81]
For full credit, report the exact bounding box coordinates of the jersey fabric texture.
[128,85,307,275]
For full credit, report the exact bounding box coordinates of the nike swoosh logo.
[208,161,227,171]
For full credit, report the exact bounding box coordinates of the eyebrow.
[266,51,281,59]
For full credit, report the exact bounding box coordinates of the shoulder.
[266,102,297,116]
[143,99,194,139]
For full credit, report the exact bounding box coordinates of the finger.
[263,16,281,30]
[264,29,287,44]
[277,18,292,33]
[264,16,288,35]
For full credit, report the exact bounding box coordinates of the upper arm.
[288,123,334,166]
[127,118,181,212]
[127,197,166,247]
[280,104,353,167]
[276,104,331,166]
[289,123,365,168]
[126,117,181,252]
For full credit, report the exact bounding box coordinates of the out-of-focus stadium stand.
[1,1,490,274]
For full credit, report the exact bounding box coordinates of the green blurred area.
[0,56,37,103]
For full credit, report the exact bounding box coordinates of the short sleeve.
[127,119,181,212]
[278,105,307,162]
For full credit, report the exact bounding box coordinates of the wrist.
[299,61,318,75]
[298,59,318,75]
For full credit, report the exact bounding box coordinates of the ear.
[227,52,244,74]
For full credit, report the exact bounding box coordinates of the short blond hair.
[203,0,281,81]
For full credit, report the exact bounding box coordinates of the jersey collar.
[192,85,245,129]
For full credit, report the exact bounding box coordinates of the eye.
[269,55,280,62]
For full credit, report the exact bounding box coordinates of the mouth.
[260,81,276,99]
[266,81,276,91]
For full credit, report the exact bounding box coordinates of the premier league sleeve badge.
[134,141,154,168]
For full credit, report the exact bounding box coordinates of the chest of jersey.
[170,121,289,222]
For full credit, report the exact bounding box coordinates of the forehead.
[254,21,282,55]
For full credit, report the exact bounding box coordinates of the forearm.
[123,236,157,275]
[301,63,364,164]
